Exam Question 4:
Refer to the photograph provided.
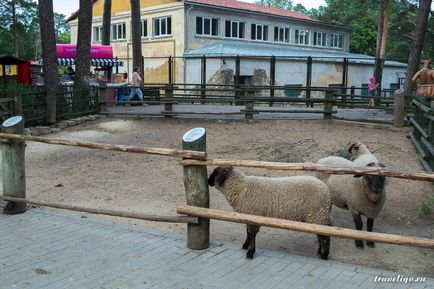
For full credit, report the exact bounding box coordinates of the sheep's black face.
[348,142,360,154]
[208,167,232,188]
[365,175,385,194]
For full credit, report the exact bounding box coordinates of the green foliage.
[420,199,432,216]
[308,0,434,61]
[326,142,352,160]
[0,1,70,59]
[293,3,307,14]
[255,0,294,10]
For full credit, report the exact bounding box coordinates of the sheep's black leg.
[246,225,260,259]
[352,214,364,249]
[316,235,330,260]
[366,218,375,248]
[242,226,251,250]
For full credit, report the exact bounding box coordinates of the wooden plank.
[410,133,428,160]
[420,137,434,158]
[1,196,198,224]
[412,99,432,114]
[242,109,338,114]
[178,159,434,182]
[410,117,429,140]
[161,111,250,115]
[176,205,434,249]
[0,133,207,160]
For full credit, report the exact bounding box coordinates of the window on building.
[141,19,148,37]
[330,33,343,48]
[295,29,310,45]
[111,23,126,40]
[274,27,290,43]
[313,32,326,47]
[251,24,268,41]
[196,16,219,36]
[93,26,102,42]
[225,20,245,39]
[153,16,172,37]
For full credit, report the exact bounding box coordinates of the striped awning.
[38,58,123,67]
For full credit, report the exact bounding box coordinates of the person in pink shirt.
[367,76,378,114]
[128,66,143,101]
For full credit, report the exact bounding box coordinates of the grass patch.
[255,139,319,163]
[325,142,352,160]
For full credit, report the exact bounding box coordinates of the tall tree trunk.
[38,0,57,124]
[74,0,93,111]
[404,0,433,96]
[12,1,18,56]
[130,0,142,72]
[101,0,111,45]
[374,0,391,95]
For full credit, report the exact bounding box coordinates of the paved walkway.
[106,104,393,122]
[1,206,432,289]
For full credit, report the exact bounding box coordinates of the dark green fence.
[410,96,434,171]
[21,85,99,126]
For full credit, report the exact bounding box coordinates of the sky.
[52,0,327,17]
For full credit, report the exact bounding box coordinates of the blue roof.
[184,42,406,67]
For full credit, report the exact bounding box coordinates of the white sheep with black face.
[316,156,386,249]
[348,142,378,165]
[208,166,332,260]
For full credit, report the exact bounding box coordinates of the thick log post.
[164,85,174,117]
[182,128,209,249]
[323,90,333,120]
[394,89,406,127]
[2,116,26,214]
[245,89,255,120]
[99,82,108,112]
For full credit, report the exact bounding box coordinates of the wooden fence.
[99,83,407,121]
[1,118,434,253]
[410,96,434,172]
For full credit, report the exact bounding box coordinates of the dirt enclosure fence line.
[1,117,433,253]
[1,82,411,126]
[97,84,411,124]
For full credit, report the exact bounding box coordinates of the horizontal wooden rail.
[410,118,429,140]
[2,196,198,224]
[413,99,432,114]
[176,205,434,249]
[0,133,207,160]
[242,109,338,114]
[179,159,434,182]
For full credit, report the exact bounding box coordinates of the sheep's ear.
[208,168,219,186]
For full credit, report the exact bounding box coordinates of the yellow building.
[68,0,184,83]
[67,0,405,90]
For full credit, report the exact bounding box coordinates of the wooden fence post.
[1,116,26,214]
[324,90,333,120]
[245,89,255,120]
[269,56,275,107]
[306,56,313,108]
[394,89,406,127]
[164,85,174,117]
[99,82,108,112]
[182,128,209,250]
[201,55,206,102]
[13,93,22,116]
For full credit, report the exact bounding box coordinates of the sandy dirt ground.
[2,117,433,278]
